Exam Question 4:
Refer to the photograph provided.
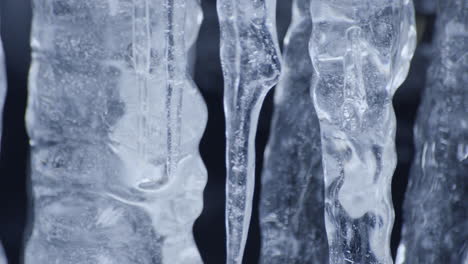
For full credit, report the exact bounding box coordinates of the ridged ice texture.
[24,1,207,263]
[309,0,416,263]
[259,0,328,263]
[217,0,281,263]
[396,1,468,263]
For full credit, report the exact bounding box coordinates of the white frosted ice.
[259,0,328,263]
[309,0,416,263]
[24,1,207,263]
[217,0,282,263]
[397,0,468,263]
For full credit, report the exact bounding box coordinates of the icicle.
[308,0,416,263]
[259,0,328,263]
[217,0,282,263]
[0,14,7,264]
[0,244,6,264]
[0,16,5,148]
[396,1,468,263]
[414,0,437,14]
[24,1,206,263]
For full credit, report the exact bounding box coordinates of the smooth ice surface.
[0,16,7,264]
[217,0,282,263]
[259,0,328,263]
[414,0,436,14]
[0,19,6,148]
[396,0,468,263]
[24,1,207,263]
[309,0,416,263]
[0,244,6,264]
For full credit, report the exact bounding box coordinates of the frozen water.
[24,1,207,263]
[0,15,6,264]
[259,0,328,263]
[309,0,416,263]
[0,243,6,264]
[217,0,282,263]
[396,0,468,263]
[0,18,6,148]
[414,0,436,14]
[0,14,7,264]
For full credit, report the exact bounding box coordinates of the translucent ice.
[24,1,207,263]
[0,16,7,264]
[0,18,6,148]
[414,0,436,14]
[217,0,282,263]
[309,0,416,263]
[0,48,5,264]
[259,0,328,263]
[0,244,6,264]
[396,0,468,263]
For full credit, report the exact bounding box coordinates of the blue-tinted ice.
[24,1,207,263]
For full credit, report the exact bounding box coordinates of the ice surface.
[0,19,6,148]
[396,0,468,263]
[414,0,437,14]
[24,1,207,263]
[217,0,282,263]
[0,243,6,264]
[0,16,7,264]
[259,0,328,263]
[308,0,416,263]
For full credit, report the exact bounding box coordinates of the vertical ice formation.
[396,0,468,263]
[0,40,5,264]
[0,15,6,264]
[0,18,6,147]
[259,0,328,263]
[24,1,207,263]
[217,0,282,263]
[0,244,6,264]
[414,0,436,14]
[309,0,416,263]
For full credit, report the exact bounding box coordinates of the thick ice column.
[217,0,282,263]
[396,1,468,263]
[24,1,207,263]
[309,0,416,263]
[259,0,328,263]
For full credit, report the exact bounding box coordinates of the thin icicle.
[0,15,6,148]
[217,0,282,263]
[0,14,7,264]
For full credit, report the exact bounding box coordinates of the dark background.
[0,1,435,263]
